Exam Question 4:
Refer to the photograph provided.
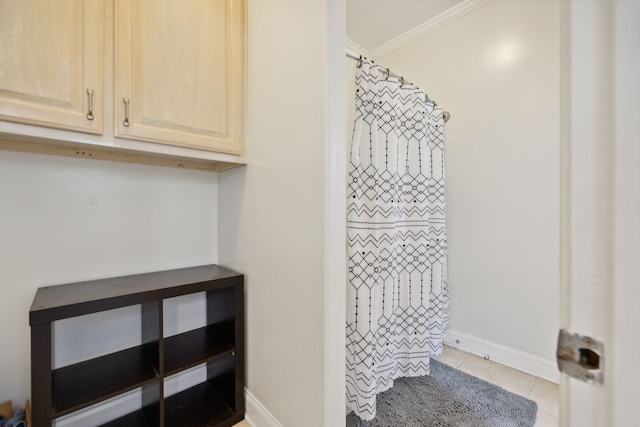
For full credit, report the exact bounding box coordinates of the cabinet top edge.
[29,264,243,325]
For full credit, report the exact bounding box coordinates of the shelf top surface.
[30,264,243,324]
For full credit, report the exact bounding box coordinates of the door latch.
[556,329,604,385]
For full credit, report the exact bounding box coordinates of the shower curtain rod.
[346,49,451,123]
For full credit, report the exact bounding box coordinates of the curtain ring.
[399,76,405,87]
[357,55,363,68]
[383,68,390,80]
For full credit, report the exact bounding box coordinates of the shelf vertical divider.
[31,322,52,426]
[141,300,163,426]
[206,285,237,413]
[234,282,245,415]
[140,377,162,427]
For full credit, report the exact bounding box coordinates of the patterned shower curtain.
[346,61,449,421]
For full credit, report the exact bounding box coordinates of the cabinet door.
[0,0,104,134]
[115,0,245,154]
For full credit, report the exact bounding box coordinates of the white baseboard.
[445,329,559,383]
[245,388,283,427]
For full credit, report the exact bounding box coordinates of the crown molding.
[370,0,495,58]
[346,37,372,59]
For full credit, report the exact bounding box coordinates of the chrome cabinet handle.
[86,88,94,120]
[123,97,130,127]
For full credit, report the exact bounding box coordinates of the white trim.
[559,0,571,424]
[445,330,560,384]
[561,1,616,426]
[370,0,494,58]
[244,388,283,427]
[346,38,371,59]
[325,1,348,426]
[611,2,640,425]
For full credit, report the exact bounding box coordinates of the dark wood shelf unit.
[30,264,244,427]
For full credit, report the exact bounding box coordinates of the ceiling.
[346,0,466,52]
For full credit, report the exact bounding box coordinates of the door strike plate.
[556,329,604,385]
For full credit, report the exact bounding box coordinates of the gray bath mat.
[346,359,537,427]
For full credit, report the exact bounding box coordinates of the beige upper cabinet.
[0,0,104,134]
[114,0,245,154]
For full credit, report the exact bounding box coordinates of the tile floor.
[234,345,559,427]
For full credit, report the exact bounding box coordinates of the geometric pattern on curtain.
[346,61,449,421]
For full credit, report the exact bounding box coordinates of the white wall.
[377,1,560,375]
[0,150,218,407]
[218,1,345,426]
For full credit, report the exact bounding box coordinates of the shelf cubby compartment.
[164,354,241,427]
[98,381,161,427]
[52,299,161,417]
[52,345,159,416]
[164,322,235,375]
